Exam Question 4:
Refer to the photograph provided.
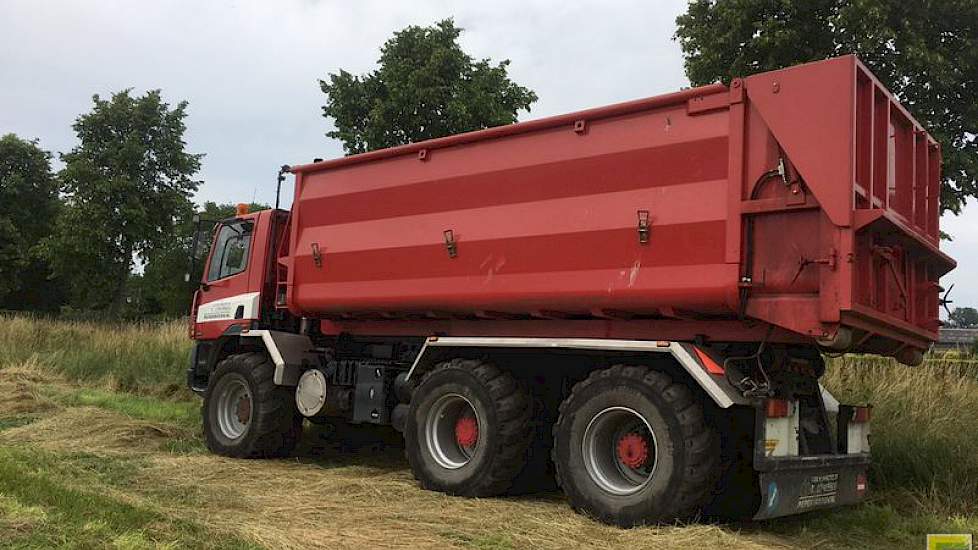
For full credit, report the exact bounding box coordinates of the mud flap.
[186,341,212,395]
[753,458,869,520]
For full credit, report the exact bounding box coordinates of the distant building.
[934,328,978,352]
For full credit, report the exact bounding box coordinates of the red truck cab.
[187,208,290,389]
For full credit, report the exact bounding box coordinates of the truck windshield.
[206,220,253,282]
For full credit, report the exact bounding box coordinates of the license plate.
[796,472,839,509]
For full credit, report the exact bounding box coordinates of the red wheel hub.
[236,396,252,424]
[454,415,479,448]
[616,433,648,469]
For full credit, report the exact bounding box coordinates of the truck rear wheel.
[203,352,302,458]
[404,359,532,496]
[552,365,719,526]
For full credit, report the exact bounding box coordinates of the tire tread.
[203,352,302,459]
[406,358,532,496]
[552,364,720,525]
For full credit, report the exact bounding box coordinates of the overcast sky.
[1,0,974,309]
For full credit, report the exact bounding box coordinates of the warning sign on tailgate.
[797,473,838,509]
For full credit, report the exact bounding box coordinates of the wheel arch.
[190,328,317,394]
[236,330,318,386]
[188,325,257,394]
[404,337,749,409]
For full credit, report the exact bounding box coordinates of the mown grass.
[1,314,976,549]
[0,446,260,549]
[42,386,199,430]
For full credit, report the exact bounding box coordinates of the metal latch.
[443,229,458,258]
[809,248,837,270]
[311,242,322,268]
[637,210,651,244]
[788,248,837,286]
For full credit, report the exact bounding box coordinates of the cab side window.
[206,221,253,282]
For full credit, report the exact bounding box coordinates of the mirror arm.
[276,165,290,210]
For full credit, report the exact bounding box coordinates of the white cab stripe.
[196,292,261,322]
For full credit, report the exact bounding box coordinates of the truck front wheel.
[203,352,302,458]
[404,359,532,496]
[552,365,719,526]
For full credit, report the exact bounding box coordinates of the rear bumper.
[753,454,870,520]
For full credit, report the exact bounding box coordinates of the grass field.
[0,315,976,549]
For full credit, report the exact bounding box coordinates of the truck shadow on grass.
[296,420,406,467]
[293,419,566,500]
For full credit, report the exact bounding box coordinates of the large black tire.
[203,352,302,458]
[404,359,533,497]
[509,388,560,494]
[552,365,719,526]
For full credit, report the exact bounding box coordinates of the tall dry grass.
[823,355,978,514]
[0,314,191,399]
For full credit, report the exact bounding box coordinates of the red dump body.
[284,56,954,361]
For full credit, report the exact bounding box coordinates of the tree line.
[1,91,276,317]
[0,91,189,317]
[0,117,264,317]
[1,10,975,318]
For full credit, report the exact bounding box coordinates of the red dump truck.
[187,55,955,525]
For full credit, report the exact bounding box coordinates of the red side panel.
[288,88,739,319]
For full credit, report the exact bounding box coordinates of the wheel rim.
[582,406,658,495]
[424,393,482,469]
[216,375,253,440]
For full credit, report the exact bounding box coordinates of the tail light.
[765,398,791,418]
[851,406,872,423]
[839,404,872,454]
[763,398,799,457]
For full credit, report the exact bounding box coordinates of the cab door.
[194,215,260,339]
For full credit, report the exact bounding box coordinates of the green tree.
[139,201,269,316]
[320,18,538,154]
[675,0,978,215]
[0,134,63,310]
[42,90,202,311]
[948,307,978,329]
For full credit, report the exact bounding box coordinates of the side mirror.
[184,272,191,283]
